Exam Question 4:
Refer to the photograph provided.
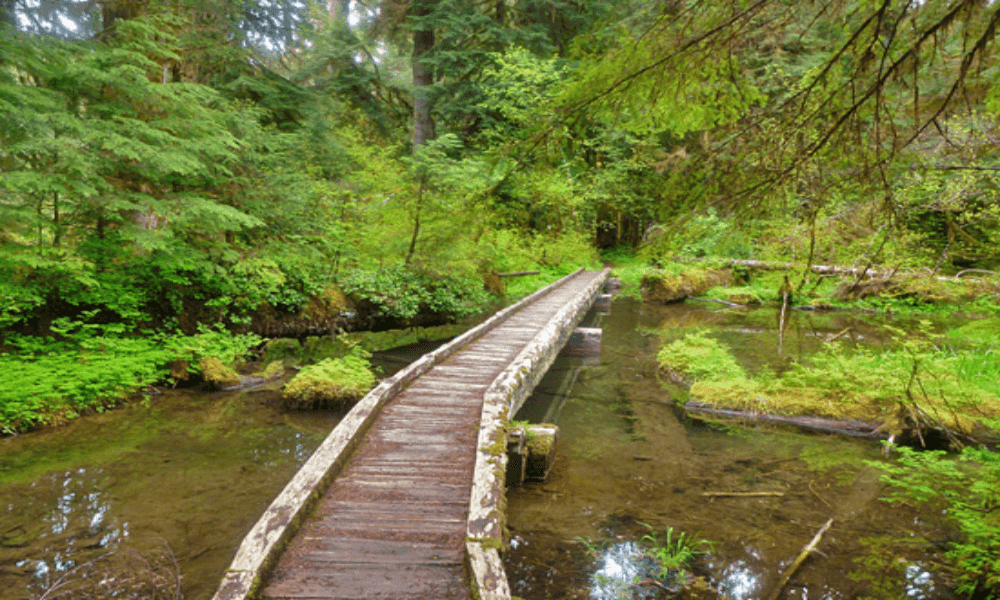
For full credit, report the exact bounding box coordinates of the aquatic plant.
[639,523,713,578]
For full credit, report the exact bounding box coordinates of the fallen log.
[684,401,889,440]
[702,491,784,498]
[497,270,541,278]
[675,257,994,284]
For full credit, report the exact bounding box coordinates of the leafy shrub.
[0,326,261,433]
[338,265,490,323]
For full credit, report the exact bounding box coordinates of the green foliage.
[639,523,713,577]
[338,265,490,323]
[603,247,654,299]
[650,209,753,260]
[656,332,747,383]
[878,446,1000,598]
[282,347,377,409]
[0,326,260,432]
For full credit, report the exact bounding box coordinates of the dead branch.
[702,491,785,498]
[766,518,835,600]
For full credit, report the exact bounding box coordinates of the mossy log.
[641,268,732,304]
[685,401,888,440]
[685,401,999,448]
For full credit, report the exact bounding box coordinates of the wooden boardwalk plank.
[261,270,605,600]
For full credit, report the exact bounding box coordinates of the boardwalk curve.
[213,268,608,600]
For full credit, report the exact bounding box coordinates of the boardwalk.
[216,269,607,600]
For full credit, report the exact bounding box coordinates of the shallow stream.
[0,340,443,600]
[506,298,962,600]
[0,298,971,600]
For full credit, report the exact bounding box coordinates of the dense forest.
[2,1,1000,597]
[3,0,999,339]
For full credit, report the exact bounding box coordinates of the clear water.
[506,298,954,600]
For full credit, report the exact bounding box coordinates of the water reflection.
[3,468,128,596]
[905,563,935,598]
[0,387,335,600]
[713,558,762,600]
[590,541,660,600]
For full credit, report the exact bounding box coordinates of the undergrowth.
[0,321,260,433]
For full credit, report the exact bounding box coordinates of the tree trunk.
[99,0,142,39]
[411,0,435,150]
[328,0,350,27]
[1,0,16,30]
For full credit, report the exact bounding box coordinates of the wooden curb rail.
[212,269,591,600]
[466,268,609,600]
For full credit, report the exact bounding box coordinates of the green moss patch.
[283,352,377,409]
[198,356,242,390]
[663,331,1000,440]
[656,333,746,385]
[641,267,732,304]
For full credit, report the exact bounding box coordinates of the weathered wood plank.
[215,268,606,600]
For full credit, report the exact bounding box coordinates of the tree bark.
[99,0,142,39]
[328,0,350,27]
[1,0,16,31]
[411,0,435,150]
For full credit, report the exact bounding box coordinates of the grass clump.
[283,348,377,409]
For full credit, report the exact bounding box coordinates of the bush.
[0,325,261,433]
[338,265,490,325]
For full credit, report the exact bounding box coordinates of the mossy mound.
[641,268,732,304]
[688,379,1000,439]
[663,331,1000,443]
[283,354,377,409]
[198,356,241,390]
[656,333,745,385]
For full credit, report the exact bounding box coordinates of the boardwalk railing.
[213,268,606,600]
[467,268,608,599]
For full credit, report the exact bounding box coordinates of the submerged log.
[685,401,889,440]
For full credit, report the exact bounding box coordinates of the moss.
[253,360,284,380]
[484,421,509,457]
[261,338,301,363]
[656,333,746,383]
[642,267,732,304]
[198,356,241,389]
[283,354,376,409]
[525,424,557,456]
